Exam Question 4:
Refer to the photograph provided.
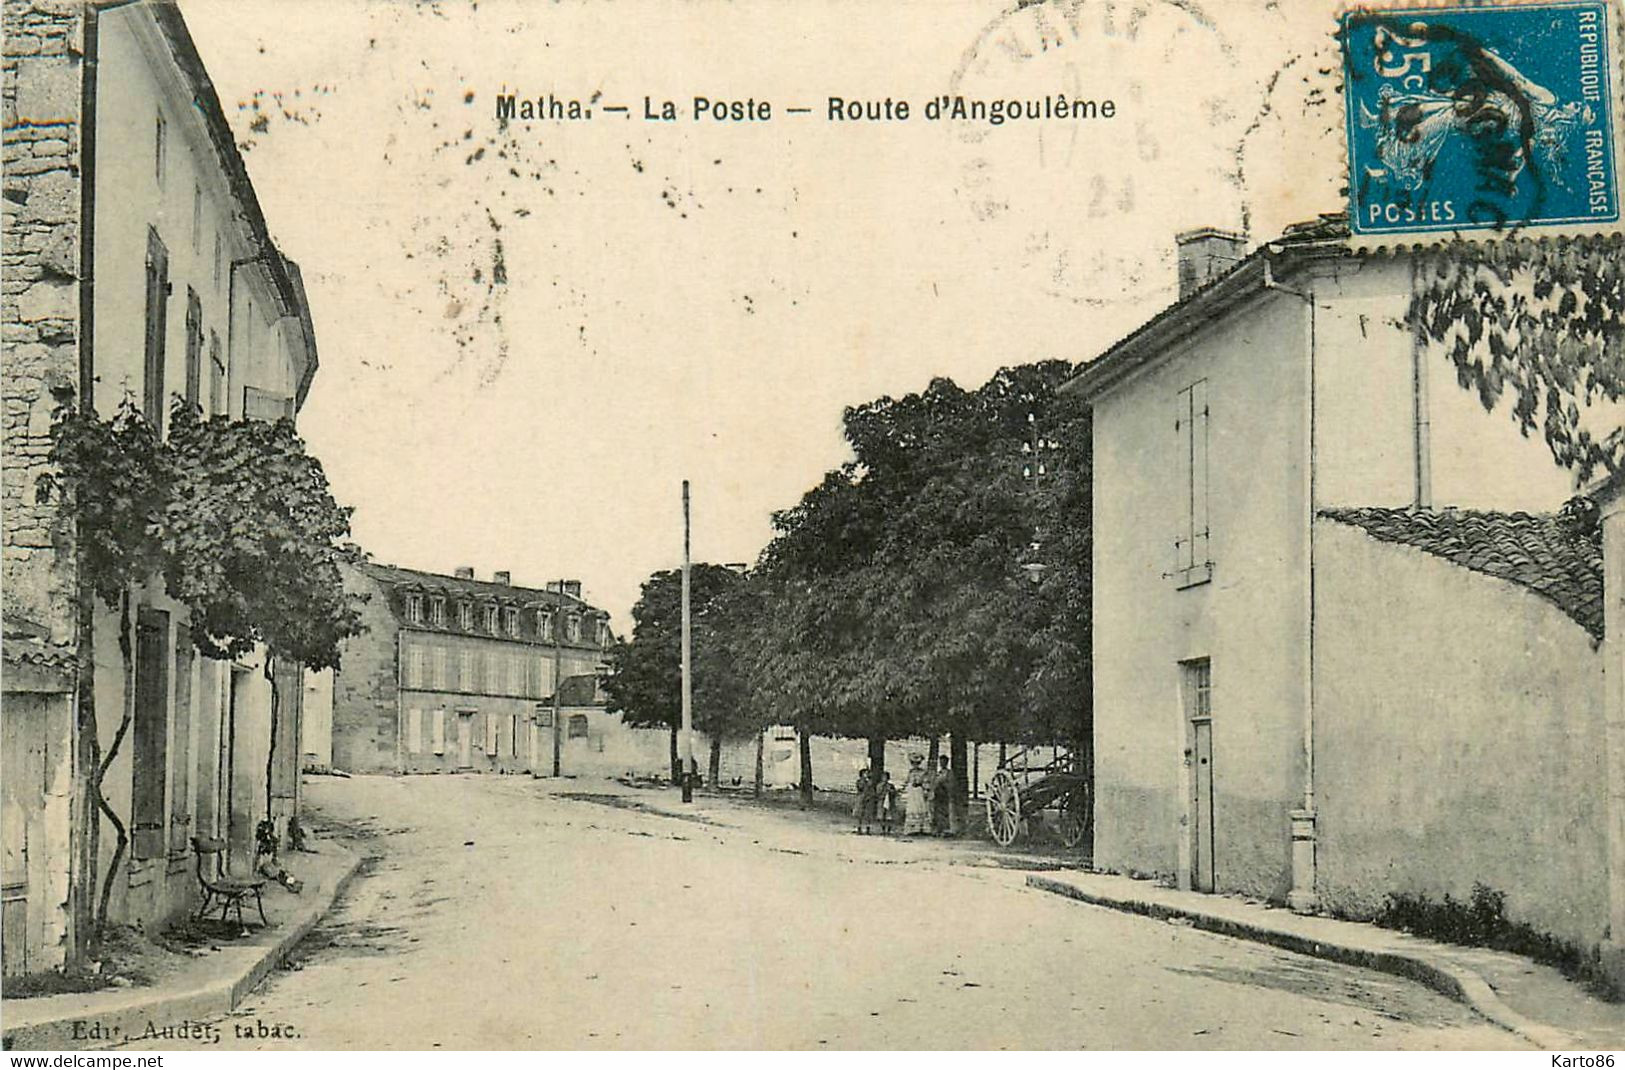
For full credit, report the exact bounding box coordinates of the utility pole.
[681,480,694,803]
[551,581,563,777]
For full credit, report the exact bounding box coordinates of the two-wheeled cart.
[983,745,1091,849]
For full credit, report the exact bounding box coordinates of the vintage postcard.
[3,0,1624,1057]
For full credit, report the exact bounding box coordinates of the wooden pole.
[681,481,694,802]
[551,582,563,777]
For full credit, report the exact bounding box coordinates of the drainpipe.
[1263,254,1320,915]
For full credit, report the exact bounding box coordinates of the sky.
[181,0,1346,625]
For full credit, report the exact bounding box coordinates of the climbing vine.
[1405,233,1625,482]
[42,393,365,947]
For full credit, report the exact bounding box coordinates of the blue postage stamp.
[1342,1,1620,239]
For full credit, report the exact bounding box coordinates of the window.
[154,112,167,187]
[459,649,475,692]
[485,714,499,756]
[567,714,589,740]
[483,604,499,634]
[538,610,554,642]
[1183,659,1213,720]
[208,331,226,416]
[192,184,203,252]
[431,647,449,689]
[184,288,203,409]
[431,708,446,755]
[458,601,473,630]
[143,228,170,428]
[405,593,424,625]
[597,619,610,649]
[407,707,423,753]
[403,644,427,688]
[1174,379,1211,586]
[429,596,447,627]
[566,614,582,643]
[504,606,520,637]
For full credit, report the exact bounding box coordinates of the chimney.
[493,570,512,586]
[454,566,475,580]
[564,580,582,599]
[1175,227,1248,298]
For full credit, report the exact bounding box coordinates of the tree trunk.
[867,736,886,781]
[94,590,138,953]
[949,733,970,836]
[668,724,680,782]
[797,727,813,807]
[927,735,940,768]
[70,588,100,966]
[753,731,764,797]
[707,733,722,789]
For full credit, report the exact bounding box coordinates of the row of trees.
[604,360,1093,824]
[45,394,364,955]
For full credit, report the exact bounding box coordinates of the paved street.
[125,775,1525,1050]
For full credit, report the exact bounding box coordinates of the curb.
[1026,874,1578,1050]
[2,842,363,1051]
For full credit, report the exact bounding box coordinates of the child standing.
[854,767,877,834]
[877,771,898,834]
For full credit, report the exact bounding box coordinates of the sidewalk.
[1026,871,1625,1051]
[2,839,361,1051]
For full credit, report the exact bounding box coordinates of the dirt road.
[122,774,1525,1050]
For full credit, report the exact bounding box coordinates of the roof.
[1322,505,1604,640]
[352,561,611,651]
[1060,213,1355,402]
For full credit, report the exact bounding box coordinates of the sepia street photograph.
[3,0,1625,1056]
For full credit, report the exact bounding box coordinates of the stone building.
[312,564,612,775]
[1065,216,1618,955]
[3,0,318,974]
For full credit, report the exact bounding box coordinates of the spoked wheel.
[1057,782,1092,849]
[986,770,1021,846]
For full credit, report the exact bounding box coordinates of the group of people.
[853,752,954,836]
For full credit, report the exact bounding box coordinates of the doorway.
[456,711,475,769]
[1183,659,1215,893]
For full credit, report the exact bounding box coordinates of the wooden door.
[1191,719,1215,893]
[456,714,474,769]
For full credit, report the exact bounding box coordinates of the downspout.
[1263,254,1320,915]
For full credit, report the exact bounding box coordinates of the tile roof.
[1321,505,1604,640]
[352,562,612,653]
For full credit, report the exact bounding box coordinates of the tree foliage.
[1407,234,1625,482]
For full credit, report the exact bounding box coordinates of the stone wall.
[331,570,404,773]
[3,0,83,649]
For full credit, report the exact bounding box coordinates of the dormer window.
[538,610,554,642]
[597,619,610,648]
[504,607,520,637]
[458,601,473,630]
[566,614,582,643]
[405,593,424,625]
[483,604,499,634]
[429,596,447,627]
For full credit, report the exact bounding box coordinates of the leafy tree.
[1407,234,1625,481]
[604,564,758,786]
[42,395,363,949]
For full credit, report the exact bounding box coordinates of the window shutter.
[143,229,170,429]
[431,709,446,755]
[184,288,203,408]
[407,708,422,754]
[1175,386,1194,571]
[485,714,499,756]
[132,609,171,861]
[1191,379,1210,566]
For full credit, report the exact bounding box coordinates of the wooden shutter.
[143,229,170,428]
[208,332,226,416]
[132,609,170,861]
[484,714,499,756]
[406,708,422,754]
[184,288,203,409]
[431,709,446,755]
[168,627,194,856]
[1191,379,1210,566]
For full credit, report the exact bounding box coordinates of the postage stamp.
[1342,0,1622,243]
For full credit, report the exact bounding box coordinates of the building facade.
[3,0,318,974]
[1068,217,1618,952]
[318,564,612,775]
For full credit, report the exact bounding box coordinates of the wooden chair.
[191,837,267,928]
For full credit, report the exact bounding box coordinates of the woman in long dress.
[901,753,931,835]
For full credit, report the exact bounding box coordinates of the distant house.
[311,564,612,775]
[1064,216,1617,953]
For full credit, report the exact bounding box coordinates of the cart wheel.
[1058,785,1091,849]
[986,770,1021,846]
